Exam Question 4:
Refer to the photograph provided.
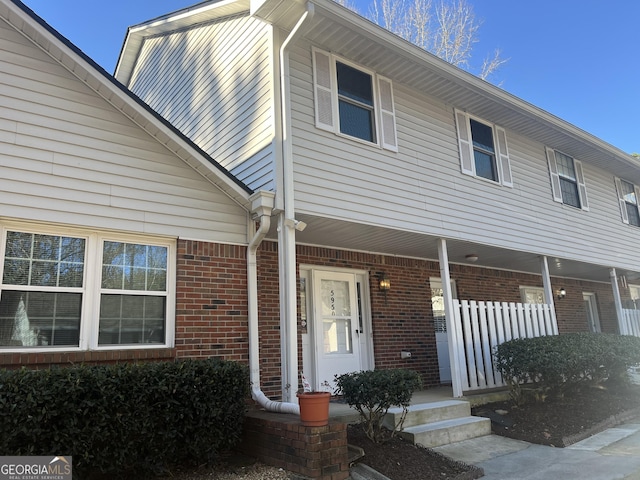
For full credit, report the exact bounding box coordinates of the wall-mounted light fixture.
[379,273,390,305]
[465,254,479,262]
[557,287,566,300]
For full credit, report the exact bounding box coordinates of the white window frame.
[629,285,640,309]
[545,147,589,211]
[0,222,176,352]
[312,47,398,152]
[519,286,546,304]
[454,109,513,187]
[614,177,640,226]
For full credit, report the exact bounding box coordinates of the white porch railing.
[452,300,559,392]
[621,308,640,337]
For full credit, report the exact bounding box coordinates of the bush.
[494,333,640,405]
[335,369,422,443]
[0,358,249,478]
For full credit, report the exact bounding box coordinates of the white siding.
[0,18,248,244]
[127,13,276,191]
[288,41,640,271]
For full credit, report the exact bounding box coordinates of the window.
[0,225,174,351]
[313,48,397,151]
[454,110,512,186]
[545,147,589,210]
[615,178,640,226]
[519,286,546,304]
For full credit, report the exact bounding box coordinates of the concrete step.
[383,400,471,429]
[399,416,491,448]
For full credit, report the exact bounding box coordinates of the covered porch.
[277,214,640,399]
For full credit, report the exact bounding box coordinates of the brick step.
[383,400,470,429]
[399,416,491,447]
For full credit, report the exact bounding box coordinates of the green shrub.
[0,358,249,478]
[335,369,422,443]
[494,333,640,405]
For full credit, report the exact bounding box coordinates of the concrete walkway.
[433,416,640,480]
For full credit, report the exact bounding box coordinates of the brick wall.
[175,240,249,361]
[255,242,623,398]
[0,237,623,394]
[0,239,251,370]
[238,410,349,480]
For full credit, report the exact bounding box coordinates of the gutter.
[276,3,314,403]
[247,191,299,414]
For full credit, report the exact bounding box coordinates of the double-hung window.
[615,178,640,226]
[545,148,589,210]
[312,48,398,151]
[454,110,513,187]
[0,224,175,351]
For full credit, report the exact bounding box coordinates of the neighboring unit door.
[313,270,361,391]
[430,278,457,384]
[583,293,601,332]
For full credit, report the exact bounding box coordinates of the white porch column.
[540,256,555,312]
[610,268,626,334]
[437,238,464,398]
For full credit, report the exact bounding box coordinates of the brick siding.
[0,238,625,398]
[238,410,349,480]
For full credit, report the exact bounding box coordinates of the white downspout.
[277,3,314,403]
[248,191,299,414]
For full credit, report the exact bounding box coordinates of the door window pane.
[320,279,352,354]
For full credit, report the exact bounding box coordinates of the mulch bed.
[471,382,640,447]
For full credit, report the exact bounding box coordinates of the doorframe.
[299,265,374,390]
[583,292,601,332]
[430,277,457,384]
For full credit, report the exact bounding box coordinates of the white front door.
[313,270,361,391]
[583,292,601,332]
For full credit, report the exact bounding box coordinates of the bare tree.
[360,0,506,80]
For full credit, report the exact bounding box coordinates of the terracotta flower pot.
[297,391,331,427]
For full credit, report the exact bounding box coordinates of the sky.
[19,0,640,154]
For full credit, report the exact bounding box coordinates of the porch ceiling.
[269,214,640,284]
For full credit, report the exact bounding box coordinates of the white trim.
[311,47,397,152]
[454,109,512,186]
[519,285,546,304]
[545,147,563,203]
[0,221,176,352]
[582,292,601,333]
[574,159,589,211]
[615,177,631,224]
[299,265,373,389]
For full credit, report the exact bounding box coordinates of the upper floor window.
[0,225,175,351]
[615,178,640,226]
[312,48,397,151]
[454,110,513,187]
[545,147,589,210]
[336,62,375,142]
